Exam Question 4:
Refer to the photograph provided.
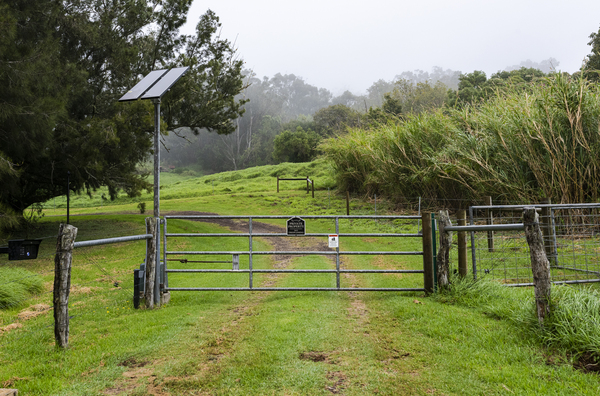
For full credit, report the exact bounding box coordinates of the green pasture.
[2,161,600,394]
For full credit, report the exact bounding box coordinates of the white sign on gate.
[328,235,339,248]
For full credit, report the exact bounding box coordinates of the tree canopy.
[584,25,600,81]
[0,0,246,215]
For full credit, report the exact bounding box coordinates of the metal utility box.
[0,239,43,260]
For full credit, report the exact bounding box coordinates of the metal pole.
[457,210,467,277]
[417,196,421,231]
[431,213,438,291]
[336,217,340,289]
[154,217,161,307]
[422,212,434,293]
[469,206,477,280]
[249,217,253,289]
[153,99,161,217]
[163,218,168,289]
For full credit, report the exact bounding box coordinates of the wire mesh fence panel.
[468,204,600,285]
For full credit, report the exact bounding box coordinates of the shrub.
[273,127,321,163]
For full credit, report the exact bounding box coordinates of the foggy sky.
[183,0,600,95]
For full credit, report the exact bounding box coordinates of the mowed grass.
[1,161,600,394]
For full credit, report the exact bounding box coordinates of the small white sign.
[329,235,339,248]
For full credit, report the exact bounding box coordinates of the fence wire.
[1,231,146,348]
[466,204,600,285]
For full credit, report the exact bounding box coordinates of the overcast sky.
[182,0,600,95]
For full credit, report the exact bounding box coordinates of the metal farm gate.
[160,215,435,293]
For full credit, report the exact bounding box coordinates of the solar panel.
[118,69,169,102]
[140,67,189,100]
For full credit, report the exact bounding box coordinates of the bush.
[272,127,321,163]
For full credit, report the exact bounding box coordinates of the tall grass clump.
[322,74,600,204]
[538,286,600,363]
[434,275,600,369]
[0,267,44,309]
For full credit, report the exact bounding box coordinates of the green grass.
[0,267,44,309]
[2,161,600,394]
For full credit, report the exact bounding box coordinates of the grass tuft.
[0,267,44,309]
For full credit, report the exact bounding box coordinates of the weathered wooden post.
[54,223,78,348]
[145,217,157,309]
[484,196,494,252]
[277,176,279,193]
[306,176,309,194]
[539,198,557,266]
[523,207,552,325]
[457,210,468,277]
[436,210,452,290]
[422,212,434,294]
[311,179,315,198]
[346,191,350,216]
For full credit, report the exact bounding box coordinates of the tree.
[446,68,547,108]
[387,79,447,114]
[504,58,559,74]
[0,1,246,214]
[272,127,321,163]
[584,26,600,81]
[313,105,363,136]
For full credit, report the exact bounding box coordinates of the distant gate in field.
[160,215,435,293]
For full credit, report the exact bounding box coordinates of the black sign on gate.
[286,217,306,236]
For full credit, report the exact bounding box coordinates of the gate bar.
[166,287,426,292]
[164,215,420,219]
[166,269,424,273]
[166,250,423,255]
[166,233,422,237]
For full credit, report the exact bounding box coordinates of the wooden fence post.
[484,196,494,252]
[54,223,78,348]
[277,176,279,193]
[523,207,552,325]
[346,191,350,215]
[145,217,157,309]
[436,210,452,290]
[422,212,434,294]
[306,176,309,194]
[457,210,468,278]
[539,198,557,266]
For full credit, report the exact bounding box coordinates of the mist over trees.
[161,67,465,173]
[1,0,577,222]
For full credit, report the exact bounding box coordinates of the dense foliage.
[0,0,246,217]
[322,74,600,204]
[584,25,600,81]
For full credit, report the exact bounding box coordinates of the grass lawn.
[2,161,600,395]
